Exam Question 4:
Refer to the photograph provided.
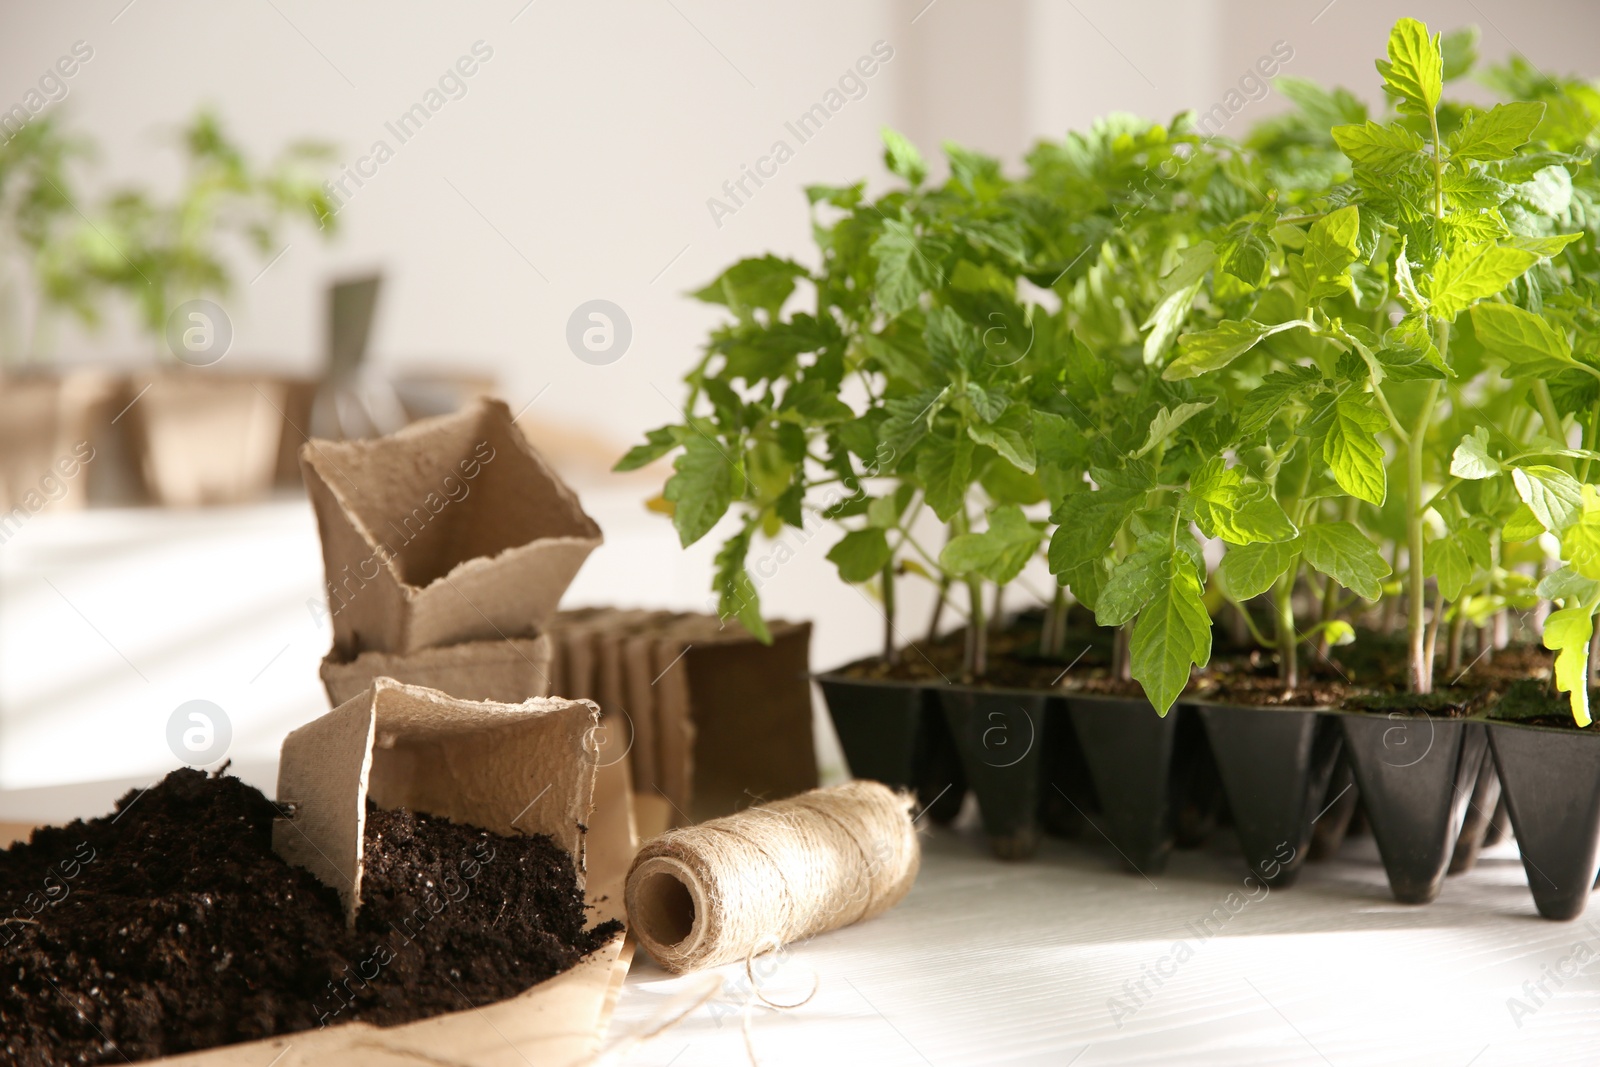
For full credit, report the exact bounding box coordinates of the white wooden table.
[5,500,1600,1066]
[606,810,1600,1067]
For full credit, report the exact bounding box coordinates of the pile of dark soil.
[0,768,620,1066]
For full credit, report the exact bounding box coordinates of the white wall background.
[7,0,1599,443]
[4,0,1600,798]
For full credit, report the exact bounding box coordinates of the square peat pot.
[319,634,554,707]
[815,668,966,826]
[128,369,290,507]
[1188,700,1342,888]
[1487,719,1600,921]
[1339,711,1489,905]
[303,397,602,656]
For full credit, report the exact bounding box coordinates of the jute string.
[624,780,920,973]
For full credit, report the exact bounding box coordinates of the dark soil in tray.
[835,613,1552,706]
[1451,643,1552,692]
[1340,688,1484,719]
[1187,652,1348,708]
[0,768,621,1066]
[1060,674,1151,699]
[837,613,1111,690]
[1488,678,1600,730]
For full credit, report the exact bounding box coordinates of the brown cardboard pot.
[126,369,291,506]
[261,678,626,1065]
[0,368,116,513]
[303,397,602,656]
[547,609,818,827]
[319,635,554,707]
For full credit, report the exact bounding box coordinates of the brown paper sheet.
[144,935,627,1067]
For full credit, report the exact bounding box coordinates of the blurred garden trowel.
[310,273,408,440]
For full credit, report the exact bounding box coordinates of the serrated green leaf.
[1096,537,1170,627]
[917,431,973,523]
[1331,121,1426,173]
[1187,460,1298,546]
[940,505,1045,585]
[1448,101,1546,161]
[615,425,680,472]
[1131,560,1211,716]
[1560,486,1600,581]
[880,388,946,465]
[1470,302,1578,377]
[1516,165,1573,215]
[1219,539,1300,600]
[1238,366,1321,437]
[866,485,915,529]
[1425,245,1541,322]
[1376,17,1443,118]
[963,381,1010,423]
[1302,205,1361,304]
[1300,522,1390,600]
[1427,527,1491,601]
[1507,232,1584,258]
[1512,464,1583,534]
[1394,240,1426,310]
[1165,320,1303,380]
[873,219,936,318]
[1539,566,1600,604]
[1133,399,1215,458]
[692,255,809,318]
[881,127,927,186]
[968,405,1036,473]
[1450,427,1500,479]
[665,435,736,546]
[1141,243,1214,363]
[1324,394,1388,505]
[1503,502,1546,542]
[1543,606,1594,727]
[1047,483,1142,575]
[1375,315,1451,381]
[826,528,892,583]
[714,525,771,643]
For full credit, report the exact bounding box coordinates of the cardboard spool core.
[627,855,708,962]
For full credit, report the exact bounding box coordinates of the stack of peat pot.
[305,397,602,705]
[546,608,819,831]
[305,398,822,836]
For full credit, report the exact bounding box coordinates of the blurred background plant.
[0,116,94,366]
[0,107,335,365]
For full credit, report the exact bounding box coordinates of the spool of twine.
[624,781,920,973]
